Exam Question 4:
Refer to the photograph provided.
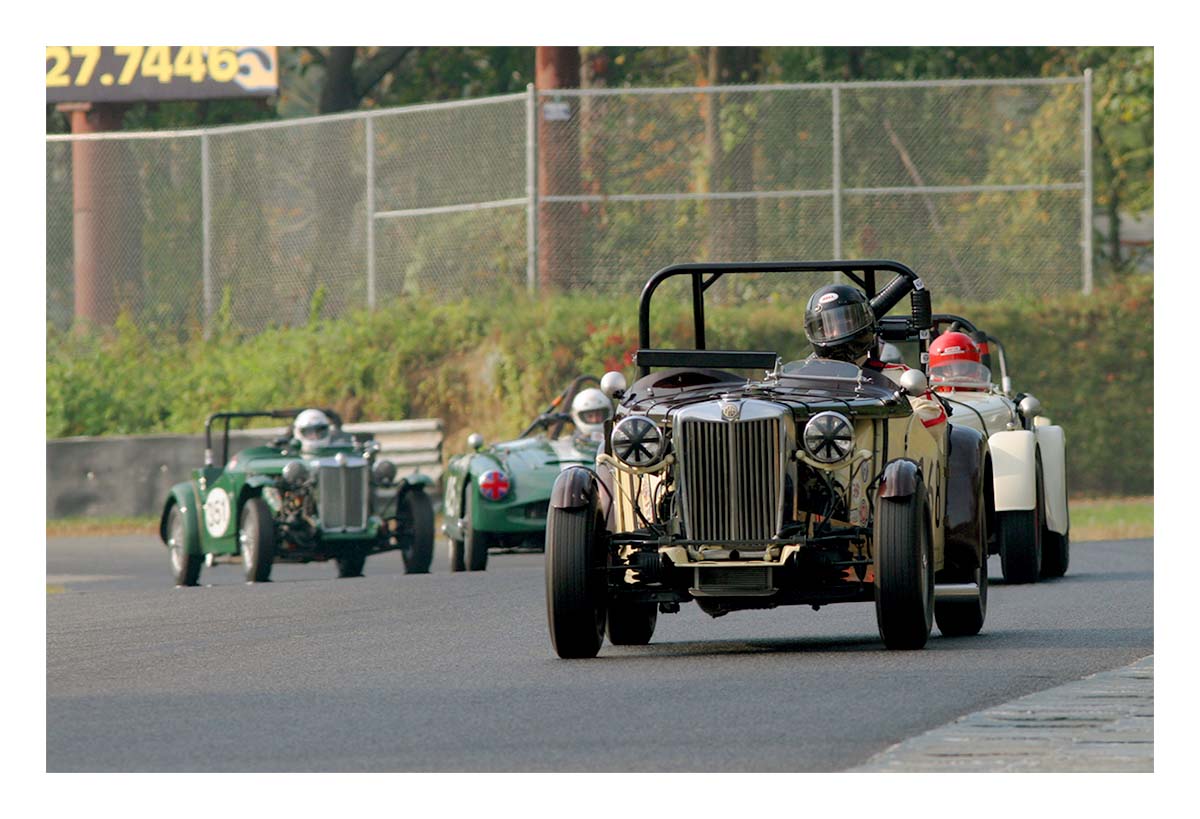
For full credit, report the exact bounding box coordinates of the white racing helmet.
[570,388,613,439]
[293,408,333,453]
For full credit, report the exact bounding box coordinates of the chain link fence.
[46,75,1092,333]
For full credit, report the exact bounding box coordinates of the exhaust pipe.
[934,582,979,600]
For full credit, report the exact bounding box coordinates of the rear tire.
[545,502,607,659]
[239,496,276,583]
[999,455,1044,584]
[874,483,934,650]
[399,490,435,574]
[935,478,988,637]
[606,601,657,646]
[167,504,202,587]
[448,538,466,572]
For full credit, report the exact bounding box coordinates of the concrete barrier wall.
[47,419,443,520]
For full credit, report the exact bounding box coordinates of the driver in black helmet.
[804,284,947,437]
[803,284,879,365]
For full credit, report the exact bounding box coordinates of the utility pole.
[58,102,136,326]
[535,46,581,290]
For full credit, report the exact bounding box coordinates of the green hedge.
[47,276,1152,496]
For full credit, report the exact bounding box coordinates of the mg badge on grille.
[720,401,741,421]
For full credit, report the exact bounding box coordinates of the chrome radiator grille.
[678,415,783,542]
[318,464,369,530]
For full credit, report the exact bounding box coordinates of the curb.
[853,655,1153,772]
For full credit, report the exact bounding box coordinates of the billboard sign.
[47,46,278,104]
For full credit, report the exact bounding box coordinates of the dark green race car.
[160,408,436,586]
[441,376,609,572]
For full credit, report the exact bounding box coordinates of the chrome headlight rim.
[611,415,665,467]
[802,411,855,464]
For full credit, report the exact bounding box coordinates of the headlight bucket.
[611,415,664,467]
[802,412,854,464]
[372,459,398,485]
[282,460,310,485]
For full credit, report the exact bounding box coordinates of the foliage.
[48,277,1152,496]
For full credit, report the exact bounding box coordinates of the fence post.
[1082,69,1094,295]
[365,116,377,309]
[525,83,539,294]
[201,132,213,333]
[831,86,842,277]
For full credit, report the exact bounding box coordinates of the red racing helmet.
[928,331,990,391]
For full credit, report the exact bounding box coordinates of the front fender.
[159,482,202,555]
[1035,424,1069,535]
[550,466,598,510]
[944,425,988,574]
[399,472,434,492]
[878,458,921,499]
[988,429,1037,512]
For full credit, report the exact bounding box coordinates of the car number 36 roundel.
[478,470,511,502]
[203,488,231,536]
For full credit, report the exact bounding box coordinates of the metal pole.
[201,132,213,331]
[1082,69,1094,295]
[365,117,376,309]
[525,83,538,294]
[832,86,842,262]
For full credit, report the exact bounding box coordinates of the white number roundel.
[203,488,231,537]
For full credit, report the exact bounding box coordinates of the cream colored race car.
[898,314,1070,584]
[544,261,992,659]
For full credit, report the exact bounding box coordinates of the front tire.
[336,551,366,578]
[999,455,1044,584]
[545,502,607,659]
[239,496,276,583]
[1041,529,1070,579]
[167,504,202,587]
[606,601,657,646]
[463,491,489,571]
[398,490,435,574]
[874,483,934,650]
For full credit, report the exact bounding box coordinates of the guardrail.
[46,419,443,519]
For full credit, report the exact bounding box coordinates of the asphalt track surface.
[47,535,1153,771]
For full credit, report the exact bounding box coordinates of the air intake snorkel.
[870,274,932,332]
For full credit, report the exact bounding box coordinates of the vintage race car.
[544,261,992,659]
[159,408,435,586]
[888,314,1069,583]
[442,375,603,572]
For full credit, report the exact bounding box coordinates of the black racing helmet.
[804,284,878,361]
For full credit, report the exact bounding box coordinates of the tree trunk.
[708,47,761,262]
[536,46,582,290]
[319,47,359,114]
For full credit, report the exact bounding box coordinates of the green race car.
[441,375,611,572]
[160,408,436,586]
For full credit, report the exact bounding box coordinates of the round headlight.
[803,412,854,464]
[478,469,511,502]
[373,459,397,485]
[611,416,664,467]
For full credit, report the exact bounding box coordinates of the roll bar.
[204,408,344,466]
[635,260,932,377]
